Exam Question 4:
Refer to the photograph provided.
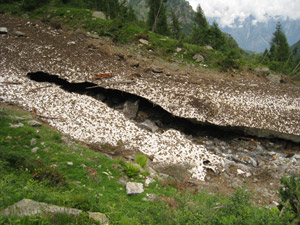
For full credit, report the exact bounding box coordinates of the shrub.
[124,163,140,178]
[32,160,66,186]
[279,175,300,223]
[22,0,50,11]
[134,154,147,168]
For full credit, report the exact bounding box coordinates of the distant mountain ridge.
[214,16,300,53]
[127,0,300,53]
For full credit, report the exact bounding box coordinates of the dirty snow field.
[0,68,224,181]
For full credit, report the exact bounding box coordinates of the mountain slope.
[215,16,300,53]
[128,0,195,33]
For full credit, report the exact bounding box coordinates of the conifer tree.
[269,22,290,62]
[147,0,169,35]
[194,4,208,29]
[209,21,225,50]
[170,8,181,39]
[190,4,209,45]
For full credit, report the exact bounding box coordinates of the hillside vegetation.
[1,0,299,79]
[0,103,299,224]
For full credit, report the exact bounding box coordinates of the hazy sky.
[188,0,300,27]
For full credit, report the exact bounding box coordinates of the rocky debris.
[145,177,155,187]
[0,199,109,224]
[9,123,24,128]
[145,166,157,178]
[128,60,139,68]
[0,27,8,34]
[151,66,163,73]
[118,177,127,186]
[266,74,282,83]
[166,63,179,71]
[139,119,159,132]
[143,193,157,201]
[14,31,26,37]
[254,67,270,75]
[31,147,39,153]
[88,212,109,224]
[126,182,144,195]
[123,100,139,119]
[92,11,106,20]
[146,193,157,201]
[87,33,100,39]
[139,39,149,45]
[27,120,42,127]
[61,136,76,147]
[9,115,26,120]
[193,54,205,63]
[205,45,213,50]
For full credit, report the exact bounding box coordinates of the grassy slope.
[0,105,287,224]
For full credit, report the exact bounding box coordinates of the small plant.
[124,163,140,178]
[279,175,300,223]
[32,160,66,186]
[134,154,147,168]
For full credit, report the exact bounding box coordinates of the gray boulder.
[0,199,109,224]
[151,66,163,73]
[254,67,270,75]
[140,119,159,132]
[14,31,26,37]
[123,100,139,119]
[193,54,204,63]
[139,39,149,45]
[0,27,8,34]
[126,182,144,195]
[266,74,282,83]
[92,11,106,20]
[27,120,42,127]
[204,45,213,50]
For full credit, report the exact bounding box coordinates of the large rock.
[0,199,109,224]
[27,120,42,127]
[140,119,159,132]
[254,67,270,75]
[14,31,26,37]
[0,27,8,34]
[126,182,144,195]
[92,11,106,20]
[192,54,204,63]
[139,39,149,45]
[204,45,213,50]
[266,74,282,83]
[123,100,139,119]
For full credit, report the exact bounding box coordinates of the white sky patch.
[188,0,300,27]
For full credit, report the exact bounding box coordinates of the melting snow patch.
[0,70,224,181]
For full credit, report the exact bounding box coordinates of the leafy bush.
[22,0,50,11]
[124,163,140,178]
[134,154,147,168]
[279,175,300,223]
[32,160,66,186]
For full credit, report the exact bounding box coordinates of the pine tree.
[194,4,208,30]
[170,8,181,39]
[209,21,225,50]
[190,4,209,46]
[147,0,169,35]
[269,22,290,62]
